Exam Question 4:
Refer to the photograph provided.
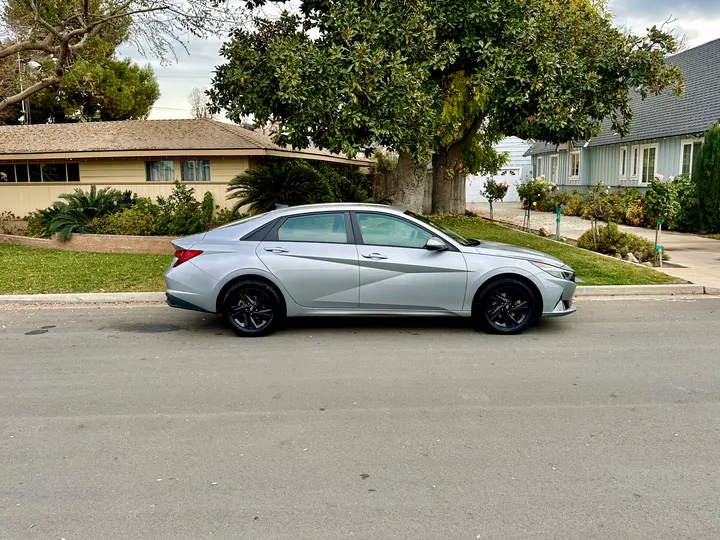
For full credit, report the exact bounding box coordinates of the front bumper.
[541,276,577,318]
[542,297,577,318]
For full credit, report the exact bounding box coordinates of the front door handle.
[264,247,289,253]
[362,253,388,260]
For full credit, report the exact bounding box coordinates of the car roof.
[266,203,407,216]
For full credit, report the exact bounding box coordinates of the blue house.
[524,38,720,191]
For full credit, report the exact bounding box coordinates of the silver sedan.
[165,203,576,336]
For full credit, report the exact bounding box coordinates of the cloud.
[126,1,720,120]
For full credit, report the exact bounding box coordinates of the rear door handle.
[264,247,289,253]
[362,253,388,260]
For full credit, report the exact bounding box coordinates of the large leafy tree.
[0,0,244,112]
[1,42,159,123]
[212,0,682,213]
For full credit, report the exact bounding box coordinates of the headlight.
[532,261,575,281]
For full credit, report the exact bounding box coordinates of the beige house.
[0,118,371,216]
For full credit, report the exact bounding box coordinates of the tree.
[696,123,720,233]
[479,178,509,222]
[0,0,243,112]
[188,87,214,119]
[226,161,333,214]
[212,0,682,213]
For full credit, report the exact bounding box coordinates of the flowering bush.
[644,178,679,225]
[625,199,645,226]
[517,176,550,209]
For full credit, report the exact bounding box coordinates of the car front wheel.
[475,278,539,335]
[222,280,284,337]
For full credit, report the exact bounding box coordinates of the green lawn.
[431,215,682,286]
[0,243,171,294]
[1,215,681,294]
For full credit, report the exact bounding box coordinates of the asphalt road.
[2,297,720,540]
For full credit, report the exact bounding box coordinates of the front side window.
[146,161,175,182]
[356,213,432,248]
[641,146,657,184]
[570,151,580,178]
[277,213,347,243]
[181,160,211,181]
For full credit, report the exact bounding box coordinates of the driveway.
[3,301,720,539]
[469,201,720,289]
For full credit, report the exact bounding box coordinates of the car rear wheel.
[475,278,538,335]
[222,280,284,337]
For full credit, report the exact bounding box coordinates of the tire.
[474,277,539,335]
[221,280,284,337]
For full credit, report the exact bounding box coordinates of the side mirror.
[425,237,448,251]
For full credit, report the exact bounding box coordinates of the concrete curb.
[0,292,166,304]
[1,286,717,306]
[574,284,707,297]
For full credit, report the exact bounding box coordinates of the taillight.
[173,249,203,268]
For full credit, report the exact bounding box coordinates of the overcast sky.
[121,0,720,121]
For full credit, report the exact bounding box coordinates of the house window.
[0,164,15,182]
[549,155,559,183]
[619,146,627,179]
[632,147,639,177]
[0,163,80,182]
[570,151,580,179]
[181,160,211,181]
[146,161,175,182]
[536,156,543,178]
[680,139,703,177]
[640,145,658,184]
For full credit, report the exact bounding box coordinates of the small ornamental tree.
[479,178,509,221]
[517,176,549,230]
[696,123,720,233]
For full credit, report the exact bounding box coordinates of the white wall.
[466,137,531,203]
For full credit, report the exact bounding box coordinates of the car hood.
[471,240,566,266]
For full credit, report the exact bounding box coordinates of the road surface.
[2,297,720,539]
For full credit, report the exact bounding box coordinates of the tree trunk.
[431,153,451,215]
[391,152,428,214]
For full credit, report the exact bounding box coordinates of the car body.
[165,203,576,336]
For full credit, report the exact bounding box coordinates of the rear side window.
[277,213,347,244]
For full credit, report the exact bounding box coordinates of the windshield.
[404,211,479,246]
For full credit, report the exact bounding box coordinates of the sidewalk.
[468,201,720,291]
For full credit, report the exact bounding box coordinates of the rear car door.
[352,212,468,312]
[257,211,360,308]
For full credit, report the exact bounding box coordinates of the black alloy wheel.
[476,278,538,335]
[222,280,283,337]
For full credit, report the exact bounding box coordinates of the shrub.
[577,223,660,263]
[155,182,206,236]
[208,208,248,229]
[625,199,645,226]
[562,191,585,217]
[201,191,214,223]
[644,178,679,226]
[103,201,159,236]
[696,123,720,233]
[227,161,333,214]
[669,174,701,232]
[517,176,549,209]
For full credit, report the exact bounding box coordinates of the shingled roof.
[0,118,371,165]
[523,141,585,156]
[588,38,720,148]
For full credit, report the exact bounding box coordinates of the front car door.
[352,211,468,312]
[257,212,359,308]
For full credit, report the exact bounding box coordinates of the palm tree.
[45,186,129,241]
[226,162,334,215]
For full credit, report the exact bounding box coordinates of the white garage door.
[466,168,521,203]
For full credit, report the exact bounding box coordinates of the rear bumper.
[166,293,211,313]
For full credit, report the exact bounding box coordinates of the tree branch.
[0,73,62,111]
[0,34,55,60]
[446,113,486,162]
[30,0,62,40]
